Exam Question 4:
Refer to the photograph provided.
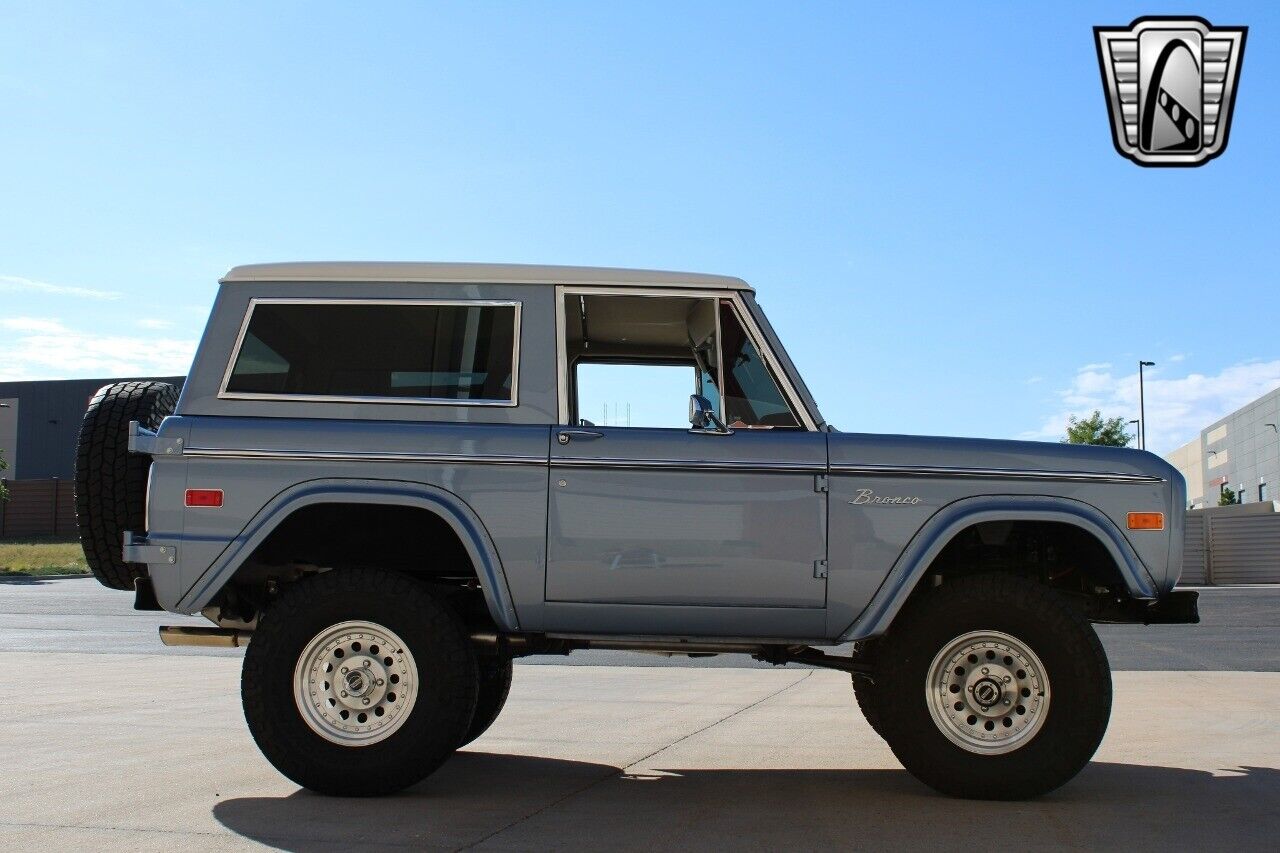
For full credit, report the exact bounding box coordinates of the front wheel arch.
[840,495,1158,642]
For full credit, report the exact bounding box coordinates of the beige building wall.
[1167,437,1204,507]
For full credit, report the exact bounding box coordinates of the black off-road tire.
[460,655,513,747]
[850,638,885,738]
[74,381,177,590]
[852,679,884,739]
[869,574,1111,800]
[242,568,479,797]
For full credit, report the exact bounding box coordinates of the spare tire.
[75,381,177,590]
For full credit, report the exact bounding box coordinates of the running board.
[159,626,252,648]
[470,631,873,675]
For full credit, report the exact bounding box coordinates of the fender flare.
[176,478,520,631]
[839,494,1158,642]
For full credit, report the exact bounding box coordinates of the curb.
[0,572,92,580]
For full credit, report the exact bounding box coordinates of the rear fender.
[176,478,519,630]
[839,494,1158,642]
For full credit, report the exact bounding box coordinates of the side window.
[559,291,802,429]
[562,293,714,428]
[716,301,800,428]
[576,363,697,428]
[224,301,518,402]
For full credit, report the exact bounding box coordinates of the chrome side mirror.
[688,394,731,435]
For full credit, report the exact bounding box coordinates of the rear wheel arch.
[181,479,519,631]
[841,495,1157,642]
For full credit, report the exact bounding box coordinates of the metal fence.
[0,479,77,539]
[1180,502,1280,585]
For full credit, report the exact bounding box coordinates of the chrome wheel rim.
[926,630,1050,755]
[293,620,418,746]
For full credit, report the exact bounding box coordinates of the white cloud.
[1078,362,1112,372]
[1,317,71,334]
[1021,359,1280,454]
[0,273,121,301]
[136,318,173,330]
[1169,353,1187,363]
[0,317,196,381]
[1023,375,1044,385]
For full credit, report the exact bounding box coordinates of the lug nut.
[341,666,348,674]
[375,678,384,686]
[981,667,989,675]
[363,659,371,668]
[362,698,370,706]
[341,691,348,698]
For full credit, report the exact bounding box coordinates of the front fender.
[838,494,1158,642]
[175,478,520,631]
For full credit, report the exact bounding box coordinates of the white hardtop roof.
[220,262,752,291]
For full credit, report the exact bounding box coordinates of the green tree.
[1063,410,1134,447]
[0,449,8,501]
[1218,486,1237,506]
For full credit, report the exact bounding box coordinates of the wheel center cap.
[345,670,371,696]
[972,677,1002,708]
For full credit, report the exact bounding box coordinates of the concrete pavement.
[3,654,1278,850]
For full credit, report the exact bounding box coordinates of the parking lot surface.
[2,578,1278,849]
[3,654,1277,851]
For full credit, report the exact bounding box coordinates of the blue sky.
[1,1,1277,453]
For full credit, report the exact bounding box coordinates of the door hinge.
[813,559,828,579]
[814,474,829,493]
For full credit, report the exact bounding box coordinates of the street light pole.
[1128,419,1140,448]
[1138,361,1155,450]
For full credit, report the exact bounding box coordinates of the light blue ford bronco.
[74,262,1196,799]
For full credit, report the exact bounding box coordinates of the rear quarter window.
[222,299,519,404]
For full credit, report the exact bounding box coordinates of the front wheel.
[242,569,478,796]
[459,655,513,747]
[869,574,1111,800]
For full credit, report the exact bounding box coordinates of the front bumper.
[1143,590,1200,624]
[1094,589,1200,625]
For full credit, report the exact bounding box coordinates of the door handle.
[557,430,604,445]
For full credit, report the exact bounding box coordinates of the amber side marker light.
[185,489,224,508]
[1127,512,1164,530]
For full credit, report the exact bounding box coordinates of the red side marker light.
[185,489,224,508]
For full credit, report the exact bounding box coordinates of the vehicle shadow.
[212,752,1279,851]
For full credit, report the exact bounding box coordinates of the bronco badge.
[849,489,921,506]
[1094,16,1247,167]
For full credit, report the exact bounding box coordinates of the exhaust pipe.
[159,626,252,648]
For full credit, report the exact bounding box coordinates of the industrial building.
[1166,386,1280,509]
[0,376,184,481]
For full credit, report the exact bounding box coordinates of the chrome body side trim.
[183,448,1158,483]
[182,447,825,474]
[553,456,825,473]
[831,463,1163,484]
[217,297,523,407]
[183,447,546,466]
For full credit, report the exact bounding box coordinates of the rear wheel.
[74,381,177,590]
[869,574,1111,800]
[242,569,478,796]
